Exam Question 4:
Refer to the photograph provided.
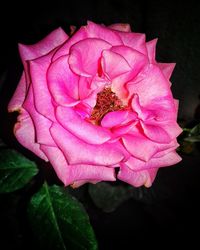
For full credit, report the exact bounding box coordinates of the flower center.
[89,87,126,125]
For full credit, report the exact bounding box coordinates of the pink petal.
[56,106,111,144]
[158,63,176,80]
[50,123,125,166]
[47,55,80,106]
[66,163,116,185]
[140,121,171,144]
[123,150,181,171]
[114,31,147,55]
[22,86,55,146]
[108,23,131,32]
[86,21,123,45]
[111,46,148,70]
[118,165,158,187]
[101,110,137,128]
[122,134,159,161]
[14,109,48,161]
[52,26,88,61]
[29,51,56,121]
[40,145,69,186]
[18,27,68,63]
[69,38,112,77]
[8,72,27,112]
[146,38,158,63]
[127,64,172,107]
[101,50,131,79]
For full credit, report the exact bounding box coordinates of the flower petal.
[14,109,48,161]
[146,38,158,63]
[66,164,116,185]
[8,72,27,112]
[56,106,111,144]
[30,51,56,121]
[69,38,112,77]
[101,110,137,128]
[86,21,123,45]
[127,64,172,107]
[50,124,125,166]
[101,50,131,79]
[118,165,158,187]
[108,23,131,32]
[123,150,181,171]
[47,55,80,106]
[122,134,159,161]
[23,86,55,146]
[158,63,176,80]
[18,27,68,63]
[40,145,69,186]
[114,31,147,55]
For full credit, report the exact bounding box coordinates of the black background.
[0,0,200,249]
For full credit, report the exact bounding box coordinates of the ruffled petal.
[69,38,112,77]
[18,27,68,63]
[122,150,181,171]
[56,106,111,144]
[101,50,131,79]
[40,145,69,185]
[22,86,55,146]
[101,110,137,128]
[14,109,48,161]
[127,64,172,107]
[47,55,79,106]
[118,164,158,187]
[50,123,125,166]
[113,31,147,55]
[158,63,176,80]
[122,134,159,161]
[86,21,123,45]
[66,164,116,185]
[29,51,56,121]
[146,38,158,63]
[8,72,27,112]
[108,23,131,32]
[52,26,88,61]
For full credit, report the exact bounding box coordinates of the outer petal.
[29,51,56,121]
[18,27,68,63]
[66,164,116,185]
[122,150,181,171]
[22,86,55,146]
[52,26,88,61]
[146,38,158,63]
[47,55,80,106]
[8,72,27,112]
[158,63,176,80]
[86,21,123,45]
[50,124,125,166]
[118,165,158,187]
[69,38,112,77]
[40,145,70,186]
[56,106,111,145]
[114,31,147,55]
[108,23,131,32]
[14,109,48,161]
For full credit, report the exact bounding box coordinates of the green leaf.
[0,149,39,193]
[28,183,98,250]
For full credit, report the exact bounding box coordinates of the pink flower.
[8,21,182,188]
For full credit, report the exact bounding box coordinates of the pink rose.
[8,21,182,188]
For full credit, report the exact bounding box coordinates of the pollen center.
[89,88,126,125]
